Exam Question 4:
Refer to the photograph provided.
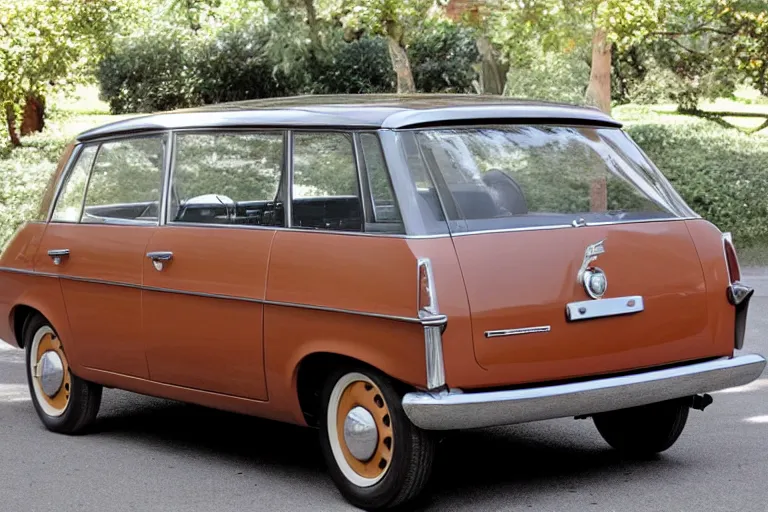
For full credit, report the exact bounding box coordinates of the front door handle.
[47,249,70,266]
[146,251,173,271]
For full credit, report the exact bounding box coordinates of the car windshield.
[399,125,695,233]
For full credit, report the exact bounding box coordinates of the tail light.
[723,232,741,284]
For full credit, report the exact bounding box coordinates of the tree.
[0,0,128,146]
[320,0,435,93]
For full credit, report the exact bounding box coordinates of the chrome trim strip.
[284,130,294,228]
[402,354,767,430]
[449,217,699,238]
[485,326,551,338]
[566,295,643,321]
[417,258,446,391]
[163,221,413,237]
[0,266,424,324]
[160,131,174,226]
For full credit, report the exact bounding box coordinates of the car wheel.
[593,398,690,457]
[24,314,102,434]
[319,367,435,510]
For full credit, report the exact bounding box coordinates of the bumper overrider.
[402,354,766,430]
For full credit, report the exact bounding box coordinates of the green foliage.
[504,48,590,103]
[0,0,135,142]
[310,35,396,94]
[97,26,204,114]
[627,122,768,246]
[0,135,69,248]
[408,21,479,93]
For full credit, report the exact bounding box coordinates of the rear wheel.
[24,314,102,434]
[319,367,435,510]
[593,398,690,457]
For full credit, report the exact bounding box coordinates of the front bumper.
[402,354,766,430]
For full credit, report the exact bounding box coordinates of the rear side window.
[51,145,97,223]
[81,136,165,224]
[359,133,403,233]
[291,132,362,231]
[403,126,691,233]
[170,132,284,226]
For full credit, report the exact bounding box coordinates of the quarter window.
[170,132,284,226]
[292,132,362,231]
[359,133,402,229]
[51,145,97,223]
[81,136,165,224]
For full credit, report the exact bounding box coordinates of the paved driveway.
[1,271,767,511]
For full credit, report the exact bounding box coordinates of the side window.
[81,136,165,224]
[292,132,362,232]
[359,133,403,231]
[170,132,284,226]
[51,145,97,222]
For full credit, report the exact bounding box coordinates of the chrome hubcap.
[343,406,378,461]
[39,350,64,398]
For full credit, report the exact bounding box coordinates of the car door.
[141,131,285,400]
[35,135,166,378]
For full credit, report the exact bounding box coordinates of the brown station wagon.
[0,95,765,510]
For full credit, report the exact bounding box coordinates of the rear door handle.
[47,249,70,266]
[146,251,173,271]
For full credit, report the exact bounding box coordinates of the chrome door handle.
[47,249,70,266]
[146,251,173,271]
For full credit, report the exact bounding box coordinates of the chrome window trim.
[160,131,175,226]
[76,133,167,228]
[284,130,293,228]
[0,266,427,325]
[166,129,288,228]
[351,132,371,224]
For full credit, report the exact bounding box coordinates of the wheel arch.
[294,351,415,428]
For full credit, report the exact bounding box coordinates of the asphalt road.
[2,273,768,512]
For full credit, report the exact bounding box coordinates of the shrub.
[310,36,396,94]
[98,27,204,114]
[408,22,479,93]
[626,121,768,247]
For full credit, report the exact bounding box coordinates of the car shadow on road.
[86,390,685,510]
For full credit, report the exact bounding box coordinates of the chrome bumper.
[402,354,766,430]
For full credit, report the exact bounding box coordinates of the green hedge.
[626,122,768,247]
[98,23,479,114]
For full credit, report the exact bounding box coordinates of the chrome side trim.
[566,295,643,321]
[0,266,425,324]
[449,217,700,238]
[417,258,446,391]
[485,326,551,338]
[402,354,767,430]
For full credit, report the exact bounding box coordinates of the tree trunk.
[585,28,612,114]
[5,104,21,147]
[386,36,416,94]
[303,0,320,50]
[20,94,45,135]
[475,36,508,95]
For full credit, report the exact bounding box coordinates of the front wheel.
[593,398,690,457]
[24,314,102,434]
[319,367,435,510]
